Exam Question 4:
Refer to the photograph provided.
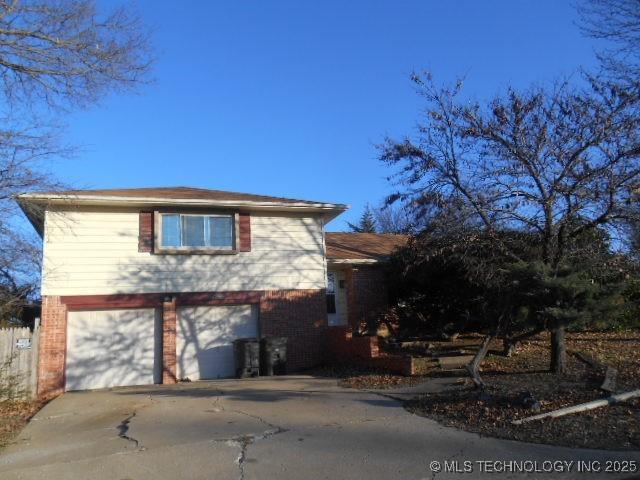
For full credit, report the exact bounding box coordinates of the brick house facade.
[20,188,407,399]
[325,233,407,333]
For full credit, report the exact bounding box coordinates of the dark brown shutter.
[238,213,251,252]
[138,211,154,253]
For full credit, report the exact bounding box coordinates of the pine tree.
[348,204,377,233]
[505,260,626,373]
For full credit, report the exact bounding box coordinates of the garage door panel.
[177,305,258,380]
[66,308,161,391]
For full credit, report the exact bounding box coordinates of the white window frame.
[154,211,239,254]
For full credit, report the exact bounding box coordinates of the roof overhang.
[15,193,349,236]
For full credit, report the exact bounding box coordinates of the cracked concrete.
[209,395,288,480]
[116,412,144,450]
[223,427,287,480]
[0,376,638,480]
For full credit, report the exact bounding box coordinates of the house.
[325,232,408,332]
[17,187,407,398]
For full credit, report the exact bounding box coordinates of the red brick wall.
[346,266,388,333]
[325,326,415,376]
[38,296,67,399]
[162,297,177,384]
[38,289,326,399]
[259,289,327,370]
[325,326,378,361]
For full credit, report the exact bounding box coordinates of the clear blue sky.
[57,1,599,230]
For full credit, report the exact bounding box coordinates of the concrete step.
[437,355,475,370]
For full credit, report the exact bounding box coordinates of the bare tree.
[0,0,152,110]
[0,0,153,323]
[374,203,415,234]
[577,0,640,82]
[0,229,40,324]
[380,72,640,373]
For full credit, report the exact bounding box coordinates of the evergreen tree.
[348,204,377,233]
[504,260,626,372]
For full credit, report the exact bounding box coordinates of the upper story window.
[156,212,236,253]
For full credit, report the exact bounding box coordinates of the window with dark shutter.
[156,212,236,253]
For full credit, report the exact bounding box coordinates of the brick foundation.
[37,289,326,399]
[325,326,416,376]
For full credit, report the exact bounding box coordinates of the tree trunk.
[465,334,494,389]
[550,325,567,374]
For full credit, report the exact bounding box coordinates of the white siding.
[42,207,327,296]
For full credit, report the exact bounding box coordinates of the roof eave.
[15,193,349,230]
[15,198,45,237]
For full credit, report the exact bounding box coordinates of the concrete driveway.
[1,376,638,480]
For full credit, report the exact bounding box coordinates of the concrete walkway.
[0,376,638,479]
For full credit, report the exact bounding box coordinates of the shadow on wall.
[177,304,259,381]
[65,308,162,391]
[43,209,326,294]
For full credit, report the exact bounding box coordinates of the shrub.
[0,354,26,401]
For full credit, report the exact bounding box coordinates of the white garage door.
[66,308,161,391]
[177,305,259,380]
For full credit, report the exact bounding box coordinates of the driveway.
[0,376,638,479]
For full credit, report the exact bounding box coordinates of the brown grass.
[408,331,640,450]
[0,400,43,449]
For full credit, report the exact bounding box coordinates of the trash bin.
[260,337,287,376]
[233,338,260,378]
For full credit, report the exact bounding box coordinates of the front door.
[327,270,347,326]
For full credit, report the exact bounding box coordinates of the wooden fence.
[0,320,39,400]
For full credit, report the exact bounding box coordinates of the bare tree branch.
[0,0,153,324]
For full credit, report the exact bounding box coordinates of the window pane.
[208,216,233,248]
[327,272,336,293]
[161,214,181,247]
[182,216,205,247]
[326,294,336,314]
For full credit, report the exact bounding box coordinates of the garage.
[65,308,162,391]
[177,305,259,380]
